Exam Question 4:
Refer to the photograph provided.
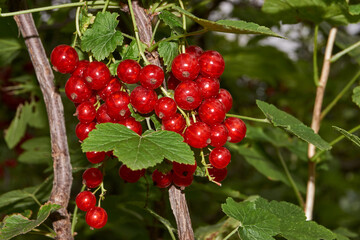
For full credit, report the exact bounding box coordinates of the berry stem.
[71,184,86,235]
[225,113,269,123]
[150,19,161,46]
[223,225,240,240]
[98,183,107,207]
[146,117,153,130]
[102,0,111,12]
[154,3,177,13]
[75,0,84,38]
[200,149,221,186]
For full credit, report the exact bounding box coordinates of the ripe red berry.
[75,191,96,211]
[117,59,141,84]
[209,147,231,169]
[210,124,228,147]
[195,75,220,99]
[174,81,202,110]
[172,161,197,177]
[208,166,227,182]
[85,61,111,90]
[72,60,89,78]
[167,73,181,90]
[199,50,225,78]
[65,76,93,103]
[138,64,164,89]
[214,89,233,112]
[75,122,96,141]
[162,113,186,133]
[130,86,158,114]
[96,104,116,123]
[155,97,177,119]
[106,91,130,120]
[86,151,106,164]
[224,117,246,143]
[76,101,96,123]
[185,45,204,58]
[119,164,145,183]
[51,45,79,74]
[118,117,142,135]
[98,78,122,101]
[173,173,193,187]
[82,168,103,188]
[85,207,108,229]
[171,53,200,81]
[184,122,211,148]
[152,169,172,188]
[198,98,226,125]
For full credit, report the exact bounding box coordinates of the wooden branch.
[305,27,337,221]
[13,13,73,240]
[131,1,194,239]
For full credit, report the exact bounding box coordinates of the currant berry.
[214,89,233,112]
[195,75,220,99]
[199,50,225,78]
[75,191,96,211]
[210,124,228,147]
[96,104,116,123]
[130,86,158,114]
[86,207,108,229]
[82,168,103,188]
[152,169,172,188]
[86,151,106,164]
[184,122,211,148]
[65,76,93,103]
[75,122,96,141]
[185,45,203,58]
[172,161,197,177]
[138,64,164,89]
[72,60,89,78]
[161,113,186,133]
[174,81,202,110]
[208,166,227,182]
[85,61,111,90]
[209,147,231,169]
[155,97,177,119]
[76,101,96,123]
[119,164,145,183]
[224,117,247,143]
[173,173,193,187]
[167,73,181,90]
[98,78,122,101]
[50,45,79,74]
[198,98,226,125]
[117,59,141,84]
[118,117,142,135]
[106,91,130,120]
[171,53,200,81]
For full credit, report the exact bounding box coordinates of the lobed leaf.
[159,10,184,34]
[158,41,179,72]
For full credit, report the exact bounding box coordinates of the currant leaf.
[333,126,360,148]
[158,41,179,72]
[159,10,184,34]
[81,123,195,170]
[81,12,124,61]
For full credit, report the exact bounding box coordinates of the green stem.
[75,0,83,38]
[321,70,360,119]
[30,194,42,207]
[313,24,319,86]
[128,0,150,65]
[331,40,360,63]
[150,19,160,45]
[276,148,305,208]
[178,0,186,53]
[223,226,240,240]
[160,86,190,125]
[122,32,136,41]
[226,114,270,123]
[146,117,153,130]
[71,184,86,235]
[154,3,176,13]
[102,0,110,12]
[148,28,208,52]
[0,1,117,17]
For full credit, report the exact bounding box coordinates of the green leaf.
[119,40,144,61]
[0,38,22,66]
[0,203,61,240]
[159,10,184,34]
[333,126,360,148]
[79,8,95,34]
[352,86,360,108]
[256,100,331,151]
[146,208,176,240]
[82,123,194,170]
[18,137,52,164]
[109,60,121,76]
[172,6,282,38]
[158,41,179,72]
[349,4,360,15]
[333,227,358,240]
[81,12,124,61]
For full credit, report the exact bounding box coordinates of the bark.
[13,13,73,240]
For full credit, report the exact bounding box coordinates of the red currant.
[86,151,106,164]
[119,164,145,183]
[130,86,158,114]
[174,81,202,110]
[72,60,89,78]
[85,207,108,229]
[138,64,164,89]
[118,117,142,135]
[117,59,141,84]
[167,73,181,90]
[198,98,226,125]
[65,76,93,103]
[75,122,96,141]
[152,169,172,188]
[173,173,193,187]
[155,97,177,119]
[75,191,96,211]
[82,168,103,188]
[224,117,246,143]
[185,45,203,58]
[76,101,96,123]
[214,89,233,112]
[208,166,227,182]
[96,104,116,123]
[184,122,211,148]
[171,53,200,81]
[106,91,130,121]
[172,161,197,177]
[199,50,225,78]
[161,113,186,133]
[51,45,79,74]
[209,147,231,169]
[195,75,220,99]
[98,78,122,101]
[85,61,111,90]
[210,124,228,147]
